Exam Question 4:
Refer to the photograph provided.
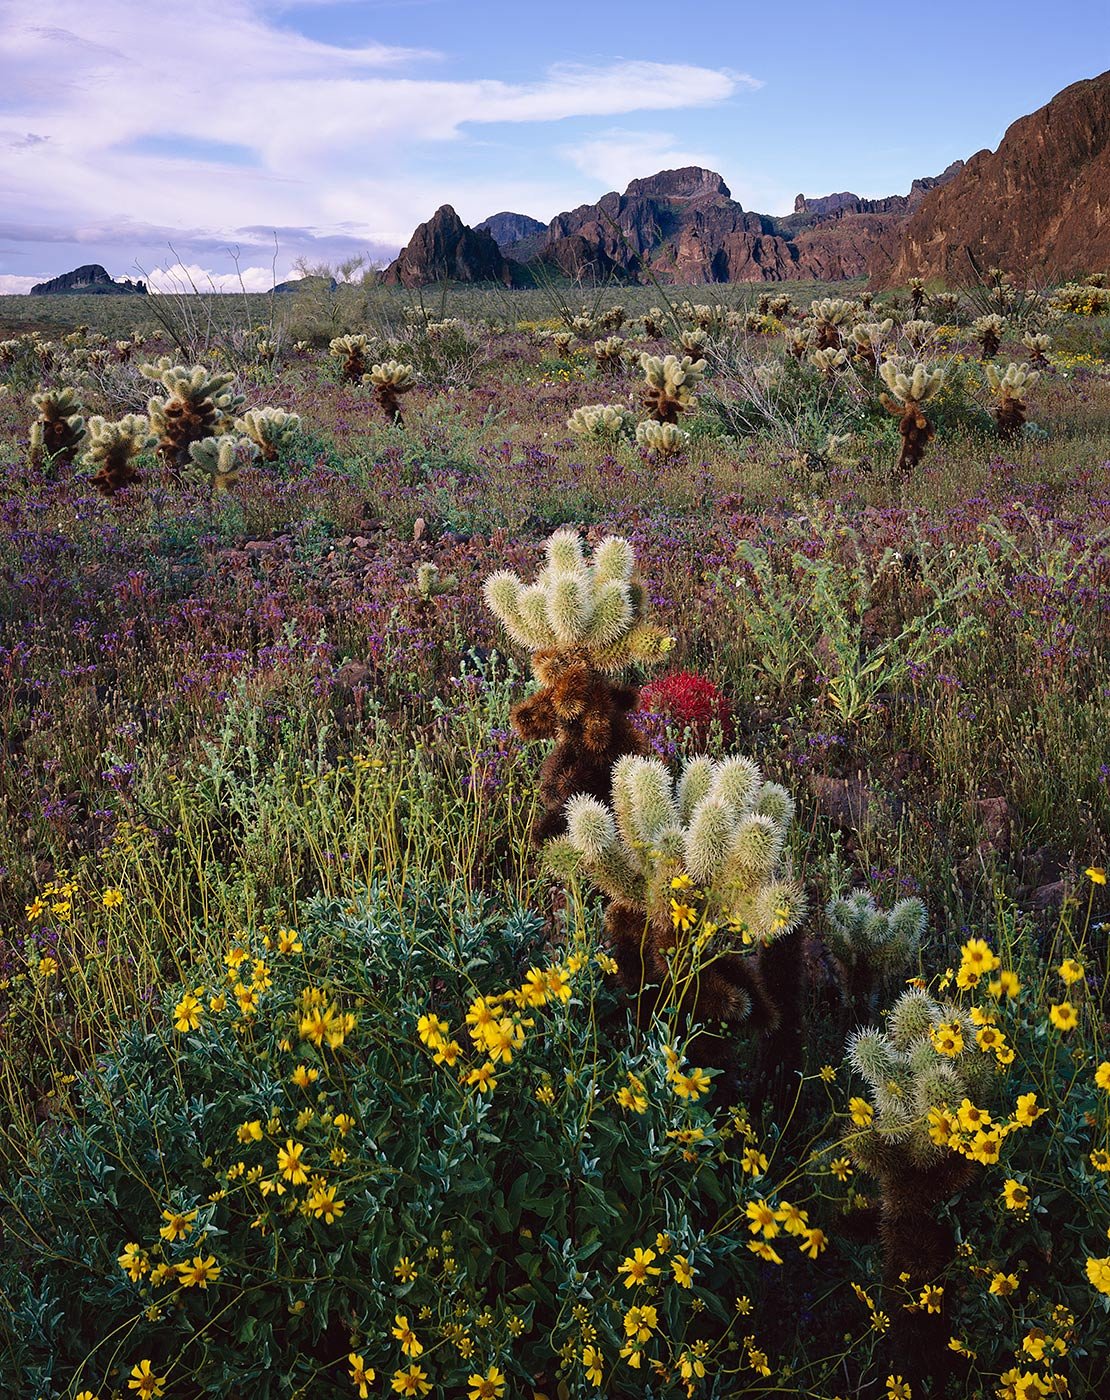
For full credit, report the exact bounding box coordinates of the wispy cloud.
[560,129,724,192]
[0,0,750,285]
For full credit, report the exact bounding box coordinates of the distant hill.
[476,212,548,263]
[383,205,526,287]
[872,69,1110,286]
[30,264,147,296]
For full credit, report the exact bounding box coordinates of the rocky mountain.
[30,264,147,295]
[872,70,1110,286]
[382,205,520,287]
[533,163,963,284]
[476,212,547,262]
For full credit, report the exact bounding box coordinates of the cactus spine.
[825,889,926,1017]
[635,420,689,456]
[483,530,670,842]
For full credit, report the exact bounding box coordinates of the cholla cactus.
[640,353,705,424]
[811,347,848,380]
[554,753,805,1053]
[811,298,854,349]
[929,291,961,321]
[412,562,458,605]
[1021,331,1051,365]
[592,336,625,371]
[598,304,626,332]
[642,308,665,338]
[677,328,708,357]
[788,326,814,360]
[484,530,670,841]
[329,334,373,382]
[850,320,893,372]
[908,276,925,316]
[635,420,689,456]
[234,407,301,461]
[972,313,1005,358]
[825,889,925,1014]
[985,362,1039,440]
[552,331,573,356]
[566,403,637,439]
[571,313,597,340]
[187,434,259,492]
[141,360,244,469]
[29,387,86,466]
[364,360,415,425]
[82,414,155,496]
[902,319,937,352]
[879,360,944,472]
[845,988,998,1354]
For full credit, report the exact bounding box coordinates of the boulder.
[383,205,519,287]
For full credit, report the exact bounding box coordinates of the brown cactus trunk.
[994,396,1026,441]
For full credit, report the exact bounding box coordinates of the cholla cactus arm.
[640,353,705,423]
[234,407,301,461]
[329,334,372,381]
[592,536,634,584]
[985,362,1039,439]
[566,403,637,438]
[188,434,259,491]
[677,756,714,823]
[636,420,690,455]
[142,361,245,467]
[364,360,415,425]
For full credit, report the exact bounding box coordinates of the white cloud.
[0,0,751,282]
[560,129,724,192]
[144,262,281,294]
[0,273,43,293]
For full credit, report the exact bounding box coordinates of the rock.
[871,71,1110,285]
[273,274,338,294]
[476,212,547,262]
[534,163,962,284]
[30,264,147,295]
[973,796,1012,852]
[808,774,895,831]
[383,205,520,287]
[1027,880,1066,912]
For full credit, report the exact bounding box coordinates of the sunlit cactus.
[598,304,626,332]
[571,312,598,340]
[29,386,86,467]
[902,319,937,352]
[81,414,155,496]
[412,562,458,605]
[234,407,301,462]
[810,297,855,349]
[364,360,415,425]
[811,347,848,380]
[825,889,925,1015]
[552,753,805,1057]
[592,336,625,371]
[879,360,944,472]
[788,326,814,359]
[642,308,665,338]
[640,353,705,424]
[566,403,637,439]
[1021,331,1051,365]
[141,360,244,469]
[985,362,1039,441]
[329,334,373,382]
[849,320,893,372]
[929,291,961,321]
[972,313,1005,359]
[908,277,925,316]
[484,530,670,842]
[635,420,689,456]
[187,434,259,492]
[552,330,573,356]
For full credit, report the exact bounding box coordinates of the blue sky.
[0,0,1105,291]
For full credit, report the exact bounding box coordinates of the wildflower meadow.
[0,274,1107,1399]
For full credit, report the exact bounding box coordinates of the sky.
[0,0,1106,293]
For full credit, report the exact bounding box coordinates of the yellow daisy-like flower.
[670,898,697,932]
[349,1354,376,1398]
[618,1247,661,1287]
[1058,958,1085,985]
[175,1254,221,1289]
[885,1376,911,1400]
[127,1360,167,1397]
[416,1013,449,1049]
[277,1138,309,1185]
[307,1183,345,1222]
[334,1113,356,1136]
[392,1314,424,1358]
[747,1239,783,1264]
[670,1254,695,1287]
[582,1345,603,1387]
[1002,1179,1030,1210]
[1085,866,1106,885]
[930,1021,963,1057]
[988,970,1021,1000]
[467,1366,506,1400]
[1095,1062,1110,1092]
[848,1096,874,1127]
[1090,1149,1110,1173]
[799,1227,827,1258]
[669,1067,711,1100]
[740,1146,768,1176]
[990,1271,1019,1296]
[118,1243,148,1282]
[291,1064,318,1088]
[918,1284,943,1313]
[829,1157,853,1182]
[1013,1092,1045,1127]
[1048,1001,1078,1031]
[393,1255,417,1283]
[623,1303,659,1341]
[1087,1255,1110,1294]
[818,1064,836,1083]
[464,1061,497,1094]
[159,1207,198,1242]
[745,1199,780,1237]
[101,887,124,909]
[173,993,203,1033]
[391,1364,431,1396]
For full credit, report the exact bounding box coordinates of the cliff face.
[871,71,1110,286]
[382,206,519,287]
[476,212,547,261]
[534,164,962,284]
[30,264,147,295]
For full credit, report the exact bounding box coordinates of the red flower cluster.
[638,670,733,745]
